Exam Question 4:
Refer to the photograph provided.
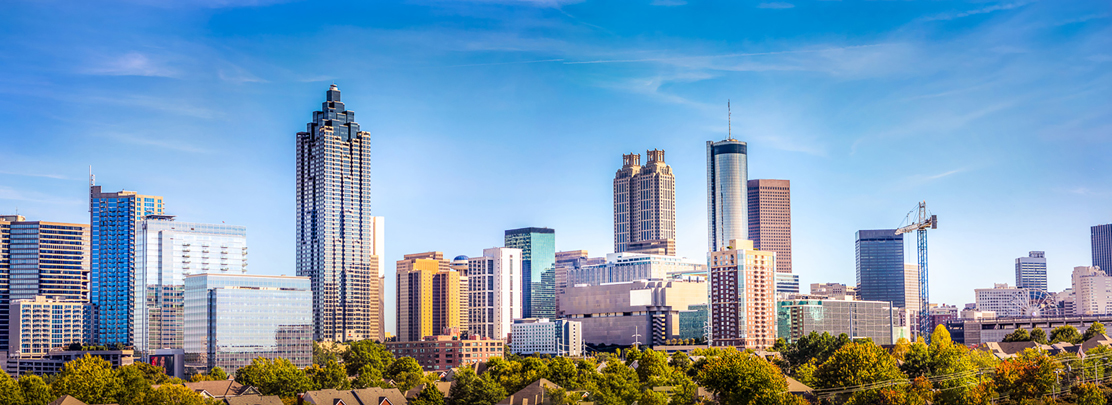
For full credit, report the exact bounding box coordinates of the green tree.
[668,352,692,375]
[547,357,581,390]
[447,368,506,405]
[307,360,351,390]
[143,384,210,405]
[410,383,446,405]
[131,362,173,384]
[1030,327,1048,344]
[234,357,312,399]
[1072,382,1105,405]
[590,359,640,405]
[624,345,643,364]
[51,353,120,405]
[1050,325,1083,344]
[993,348,1061,402]
[1083,322,1107,341]
[546,387,582,405]
[343,339,394,376]
[635,349,671,385]
[780,331,851,374]
[890,337,911,361]
[814,341,905,394]
[115,363,156,405]
[695,347,795,405]
[900,339,930,378]
[928,326,978,405]
[1002,327,1030,342]
[18,374,52,405]
[386,357,429,391]
[0,370,25,405]
[352,364,390,389]
[637,390,669,405]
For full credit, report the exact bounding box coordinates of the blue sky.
[1,0,1109,333]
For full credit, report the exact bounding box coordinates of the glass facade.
[775,273,800,294]
[90,186,164,346]
[296,85,384,342]
[855,229,906,309]
[504,228,555,319]
[1094,224,1112,275]
[707,140,748,252]
[184,273,312,374]
[135,217,247,358]
[776,298,896,345]
[678,304,708,341]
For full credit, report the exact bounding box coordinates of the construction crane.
[895,201,937,341]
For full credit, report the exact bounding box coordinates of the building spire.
[727,99,732,140]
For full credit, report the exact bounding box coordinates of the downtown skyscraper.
[90,184,164,345]
[296,84,385,342]
[707,139,748,252]
[613,150,676,256]
[505,227,555,319]
[1015,251,1048,294]
[1094,224,1112,275]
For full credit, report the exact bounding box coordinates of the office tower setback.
[855,229,917,311]
[90,186,164,346]
[135,216,248,358]
[561,279,707,346]
[0,215,90,353]
[777,297,896,345]
[466,247,523,339]
[563,252,706,288]
[184,273,312,374]
[510,318,582,357]
[709,239,776,348]
[747,179,791,274]
[810,283,858,300]
[553,250,604,316]
[505,228,555,319]
[614,150,676,256]
[396,252,465,342]
[1094,224,1112,275]
[707,139,748,252]
[1015,251,1048,293]
[296,84,385,342]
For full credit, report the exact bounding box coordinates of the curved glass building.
[707,139,748,252]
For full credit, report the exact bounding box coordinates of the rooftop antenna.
[89,165,95,187]
[728,99,733,140]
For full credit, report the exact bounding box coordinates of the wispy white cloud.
[0,171,71,180]
[651,0,687,6]
[920,1,1032,22]
[445,58,565,68]
[758,2,795,9]
[0,187,82,205]
[218,64,267,83]
[100,132,211,153]
[82,52,178,77]
[927,168,966,180]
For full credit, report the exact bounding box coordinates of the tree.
[343,339,394,376]
[900,339,930,378]
[18,374,52,405]
[1072,382,1105,405]
[1002,328,1030,342]
[547,357,581,390]
[993,348,1061,402]
[668,352,692,375]
[1050,325,1083,344]
[234,357,312,399]
[410,383,446,405]
[208,366,228,381]
[1030,327,1048,344]
[114,363,156,405]
[637,390,669,405]
[447,368,506,405]
[352,364,390,389]
[131,362,173,384]
[51,353,120,405]
[387,357,430,391]
[0,370,25,405]
[306,360,351,390]
[590,359,640,405]
[890,337,911,361]
[814,341,905,395]
[928,325,978,405]
[1083,322,1107,341]
[696,347,796,405]
[143,384,211,405]
[635,349,671,385]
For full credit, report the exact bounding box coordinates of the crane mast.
[895,201,937,341]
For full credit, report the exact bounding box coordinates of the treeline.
[0,356,220,405]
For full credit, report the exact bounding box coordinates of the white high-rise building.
[135,215,247,358]
[1073,266,1112,316]
[510,318,582,357]
[466,247,523,339]
[974,283,1031,318]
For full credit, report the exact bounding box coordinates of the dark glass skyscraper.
[90,185,164,345]
[296,85,385,342]
[707,139,747,252]
[855,229,908,309]
[1094,224,1112,275]
[505,227,555,319]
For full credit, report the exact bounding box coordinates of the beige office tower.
[296,85,385,342]
[396,252,467,342]
[709,239,776,348]
[614,150,676,255]
[450,255,471,335]
[747,179,791,275]
[903,264,921,316]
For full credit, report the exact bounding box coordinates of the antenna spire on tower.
[728,99,732,140]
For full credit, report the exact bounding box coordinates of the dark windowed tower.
[856,229,914,310]
[296,85,384,342]
[1094,224,1112,275]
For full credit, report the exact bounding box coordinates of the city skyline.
[1,1,1110,334]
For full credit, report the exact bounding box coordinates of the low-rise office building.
[386,333,503,371]
[560,278,707,346]
[4,349,133,376]
[564,252,706,287]
[947,314,1112,344]
[510,318,582,357]
[776,297,897,345]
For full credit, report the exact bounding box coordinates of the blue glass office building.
[707,139,748,252]
[855,229,906,309]
[1094,224,1112,275]
[90,185,164,346]
[505,227,555,319]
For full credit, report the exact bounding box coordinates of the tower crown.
[622,153,641,167]
[647,149,665,163]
